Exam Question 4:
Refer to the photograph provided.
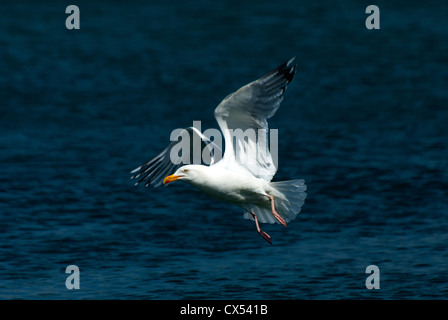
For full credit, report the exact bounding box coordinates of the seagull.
[131,58,307,244]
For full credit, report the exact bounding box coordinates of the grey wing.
[214,57,296,132]
[213,57,296,181]
[130,127,222,187]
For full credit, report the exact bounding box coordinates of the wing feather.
[214,57,296,181]
[131,127,222,187]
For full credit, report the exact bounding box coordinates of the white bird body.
[176,164,271,207]
[131,58,307,243]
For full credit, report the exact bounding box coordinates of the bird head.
[163,165,201,185]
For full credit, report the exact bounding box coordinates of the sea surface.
[1,1,447,299]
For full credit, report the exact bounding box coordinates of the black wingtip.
[286,56,296,67]
[260,57,297,85]
[277,57,297,88]
[284,65,296,83]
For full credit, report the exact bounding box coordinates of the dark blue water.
[1,1,447,299]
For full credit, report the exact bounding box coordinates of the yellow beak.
[163,174,183,184]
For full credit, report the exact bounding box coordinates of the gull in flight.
[131,58,307,244]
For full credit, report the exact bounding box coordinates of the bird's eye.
[183,169,189,173]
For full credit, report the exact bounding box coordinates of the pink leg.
[249,212,272,244]
[267,195,286,227]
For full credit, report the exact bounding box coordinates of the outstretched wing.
[130,127,222,187]
[214,57,296,181]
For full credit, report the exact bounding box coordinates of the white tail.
[243,179,307,224]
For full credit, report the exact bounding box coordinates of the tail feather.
[271,179,307,223]
[243,179,307,224]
